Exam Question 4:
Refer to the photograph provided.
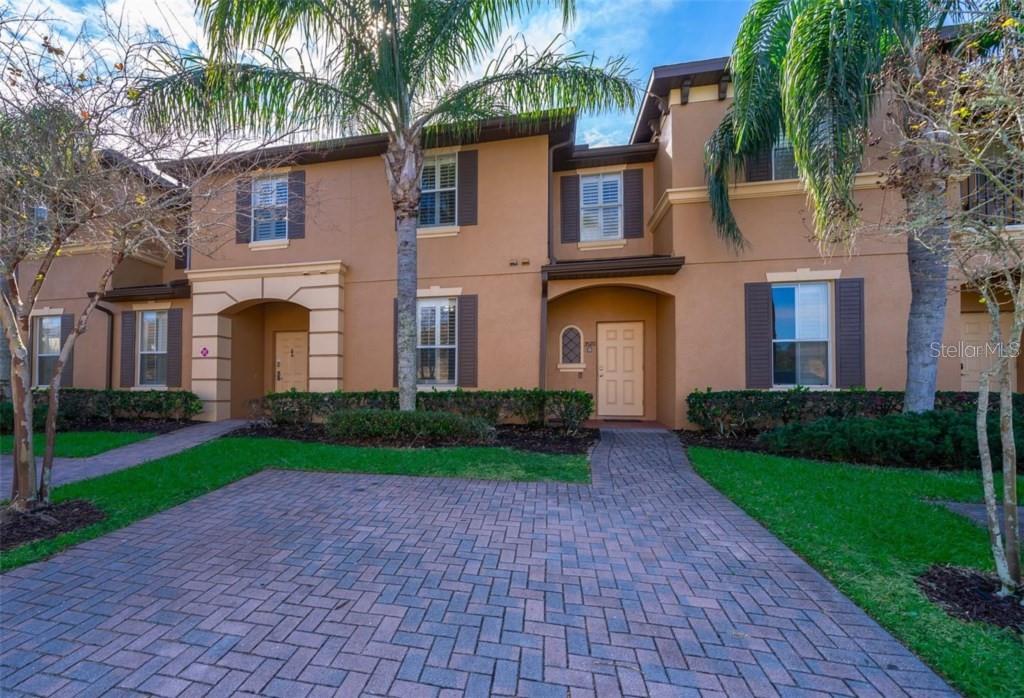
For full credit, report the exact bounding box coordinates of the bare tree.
[890,17,1023,596]
[0,9,289,511]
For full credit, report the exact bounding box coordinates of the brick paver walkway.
[0,429,955,697]
[0,420,247,493]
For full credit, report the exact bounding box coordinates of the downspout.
[91,295,115,390]
[540,137,574,388]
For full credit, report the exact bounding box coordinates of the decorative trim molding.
[249,239,290,251]
[417,225,460,238]
[557,363,585,372]
[418,285,463,298]
[765,268,842,283]
[186,260,347,282]
[577,239,627,251]
[132,301,173,310]
[573,163,627,175]
[648,171,885,231]
[29,307,64,317]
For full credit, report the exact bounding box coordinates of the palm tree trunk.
[396,213,418,411]
[904,189,950,414]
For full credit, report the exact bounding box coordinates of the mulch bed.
[0,500,106,551]
[677,429,767,454]
[232,422,597,455]
[916,565,1024,634]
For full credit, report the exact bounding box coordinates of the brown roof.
[630,56,729,144]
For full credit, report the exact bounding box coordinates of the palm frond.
[136,59,384,139]
[703,114,747,249]
[197,0,352,59]
[422,36,635,140]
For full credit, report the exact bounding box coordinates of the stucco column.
[191,313,232,421]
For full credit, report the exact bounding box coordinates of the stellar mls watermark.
[931,341,1021,358]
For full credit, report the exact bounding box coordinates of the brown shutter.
[457,295,478,388]
[393,298,398,388]
[745,282,773,388]
[560,175,580,243]
[235,177,252,243]
[166,308,183,388]
[174,214,189,268]
[59,314,75,387]
[120,311,136,387]
[288,170,306,239]
[745,148,773,182]
[457,150,478,226]
[835,278,866,388]
[623,169,644,239]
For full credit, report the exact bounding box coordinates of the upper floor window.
[771,282,830,387]
[417,298,457,385]
[252,175,289,241]
[420,155,457,227]
[138,310,168,386]
[963,169,1023,228]
[580,172,622,241]
[34,316,61,387]
[772,134,798,180]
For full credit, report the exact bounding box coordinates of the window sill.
[417,226,460,239]
[132,385,168,391]
[249,239,290,250]
[577,239,626,251]
[558,363,585,372]
[417,384,458,392]
[770,385,835,391]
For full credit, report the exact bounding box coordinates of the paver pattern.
[1,429,955,697]
[0,420,247,493]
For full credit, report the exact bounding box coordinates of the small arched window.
[559,325,584,368]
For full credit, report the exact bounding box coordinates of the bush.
[687,388,1024,437]
[0,389,203,433]
[266,388,594,433]
[757,409,1024,470]
[0,401,47,434]
[326,409,494,445]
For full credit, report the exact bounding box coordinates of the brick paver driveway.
[1,430,954,697]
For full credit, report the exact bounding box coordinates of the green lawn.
[1,436,588,571]
[689,446,1024,698]
[0,431,154,458]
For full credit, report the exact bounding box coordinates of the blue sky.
[31,0,753,146]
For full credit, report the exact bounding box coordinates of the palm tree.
[138,0,635,411]
[704,0,990,413]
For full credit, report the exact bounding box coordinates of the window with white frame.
[417,298,457,385]
[560,326,583,365]
[252,175,289,241]
[580,172,622,241]
[419,155,457,227]
[771,282,830,386]
[772,134,799,180]
[34,316,61,387]
[138,310,169,386]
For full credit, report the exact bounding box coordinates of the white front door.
[960,313,1018,391]
[597,321,644,417]
[275,331,309,392]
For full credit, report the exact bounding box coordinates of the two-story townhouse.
[25,57,1023,428]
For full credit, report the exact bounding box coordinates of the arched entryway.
[546,283,676,425]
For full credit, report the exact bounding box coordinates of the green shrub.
[757,409,1023,469]
[687,388,1024,437]
[545,390,594,434]
[266,389,594,432]
[0,401,47,434]
[326,409,494,444]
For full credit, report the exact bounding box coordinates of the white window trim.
[251,175,290,242]
[770,281,834,389]
[33,316,61,388]
[579,172,624,242]
[416,297,458,387]
[418,155,458,230]
[137,309,169,388]
[558,325,585,371]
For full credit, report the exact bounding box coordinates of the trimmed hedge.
[326,409,494,444]
[687,388,1024,437]
[1,388,203,433]
[757,409,1024,470]
[265,389,594,433]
